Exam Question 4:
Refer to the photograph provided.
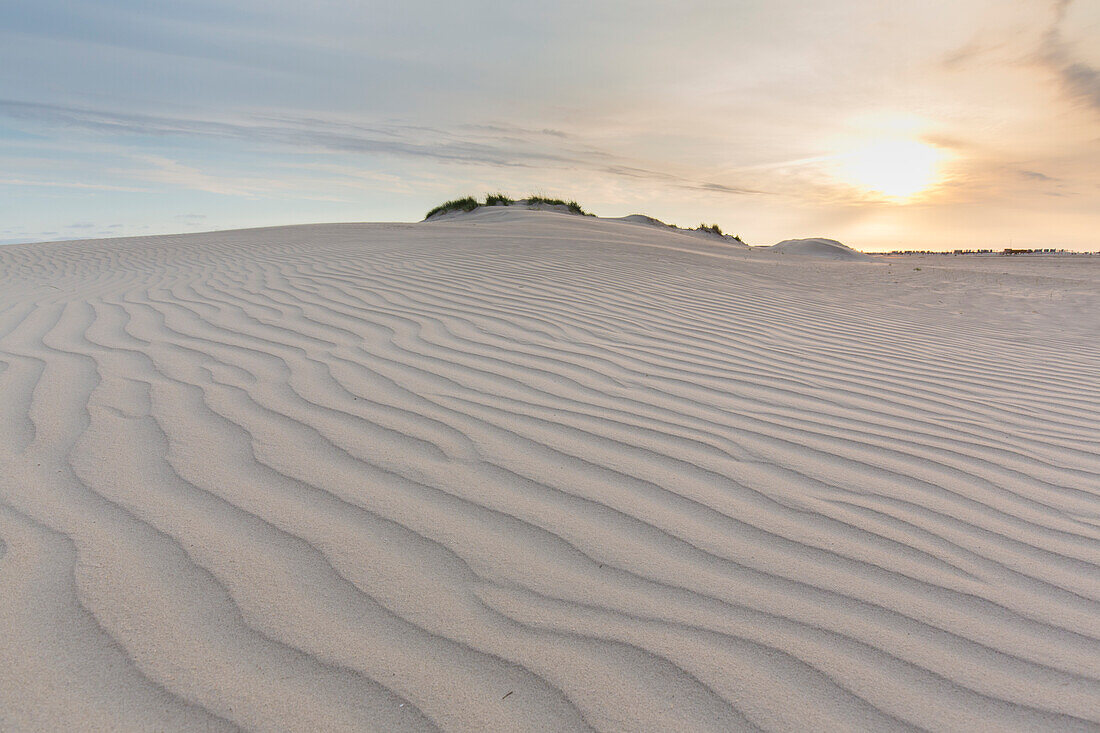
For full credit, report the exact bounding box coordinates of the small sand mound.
[616,214,672,227]
[765,237,871,260]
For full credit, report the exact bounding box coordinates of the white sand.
[1,207,1098,731]
[767,238,872,260]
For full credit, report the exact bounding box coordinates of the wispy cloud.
[0,99,764,197]
[1039,0,1100,112]
[0,176,149,192]
[1019,169,1056,182]
[117,155,272,197]
[0,99,582,167]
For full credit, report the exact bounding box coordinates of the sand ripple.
[2,211,1099,731]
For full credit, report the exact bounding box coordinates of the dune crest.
[1,212,1099,730]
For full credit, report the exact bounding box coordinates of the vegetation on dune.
[424,193,592,219]
[484,193,515,207]
[423,195,745,243]
[525,195,591,216]
[693,222,744,243]
[424,196,479,219]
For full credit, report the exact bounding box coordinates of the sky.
[1,0,1099,251]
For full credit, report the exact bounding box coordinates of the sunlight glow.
[839,139,944,199]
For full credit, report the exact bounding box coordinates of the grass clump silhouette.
[525,195,590,216]
[425,197,479,219]
[424,193,591,219]
[484,193,515,207]
[695,223,744,243]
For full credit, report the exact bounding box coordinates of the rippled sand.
[2,208,1098,731]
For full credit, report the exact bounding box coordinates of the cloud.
[173,214,209,228]
[0,99,580,167]
[1057,61,1100,110]
[936,1,1100,115]
[0,176,149,191]
[0,98,763,197]
[941,40,992,70]
[1039,0,1100,112]
[119,155,269,197]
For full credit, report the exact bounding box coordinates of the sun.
[839,139,944,199]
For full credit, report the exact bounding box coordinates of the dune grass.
[425,196,480,219]
[525,195,590,216]
[695,222,744,242]
[425,193,591,219]
[423,195,745,243]
[484,193,515,207]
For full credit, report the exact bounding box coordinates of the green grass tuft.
[526,195,591,216]
[484,193,515,207]
[424,193,596,220]
[424,196,480,219]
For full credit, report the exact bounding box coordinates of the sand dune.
[1,208,1099,731]
[766,238,872,260]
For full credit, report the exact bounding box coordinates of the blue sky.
[2,0,1099,250]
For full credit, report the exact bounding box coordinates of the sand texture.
[1,208,1099,731]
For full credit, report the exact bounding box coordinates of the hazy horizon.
[2,0,1099,251]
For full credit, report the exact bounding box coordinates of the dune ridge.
[1,209,1099,731]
